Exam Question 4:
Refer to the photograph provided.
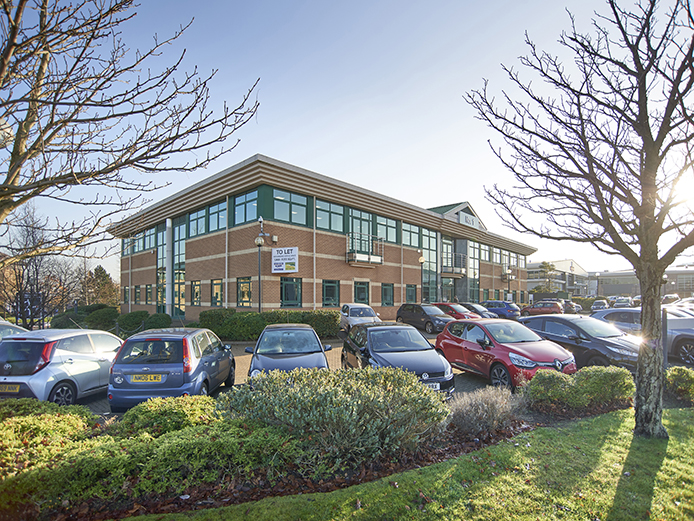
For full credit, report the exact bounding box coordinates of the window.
[208,200,227,232]
[483,289,489,301]
[316,200,344,233]
[349,209,373,253]
[234,190,258,225]
[501,250,510,268]
[211,280,223,307]
[354,281,369,304]
[381,283,394,306]
[123,286,129,304]
[480,244,490,262]
[492,248,501,264]
[494,289,500,300]
[189,208,206,237]
[406,284,417,303]
[376,216,398,243]
[322,280,340,307]
[281,277,302,307]
[402,223,420,247]
[519,255,526,268]
[274,189,307,225]
[191,281,201,306]
[145,285,153,305]
[132,232,144,253]
[121,238,131,256]
[237,277,251,307]
[134,286,141,305]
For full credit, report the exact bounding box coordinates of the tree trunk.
[634,269,668,438]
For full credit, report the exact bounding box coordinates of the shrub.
[109,396,217,438]
[216,367,449,471]
[85,307,119,331]
[521,370,574,406]
[199,308,236,332]
[50,311,86,329]
[0,398,96,424]
[117,310,150,336]
[223,311,267,340]
[448,386,522,436]
[145,313,172,329]
[83,303,109,314]
[665,366,694,403]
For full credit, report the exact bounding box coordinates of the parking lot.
[78,336,489,415]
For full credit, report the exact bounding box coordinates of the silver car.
[0,320,27,340]
[0,329,123,405]
[339,303,381,331]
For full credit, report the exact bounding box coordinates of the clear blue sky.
[100,0,632,278]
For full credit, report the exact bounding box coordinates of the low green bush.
[108,396,217,438]
[117,310,149,335]
[85,306,119,330]
[50,311,86,329]
[199,308,236,332]
[0,398,97,423]
[83,303,109,314]
[145,312,172,329]
[222,311,267,340]
[448,386,522,436]
[665,365,694,403]
[216,367,448,472]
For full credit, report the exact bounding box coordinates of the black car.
[396,303,455,334]
[340,322,454,395]
[458,302,498,318]
[518,314,640,372]
[245,324,332,379]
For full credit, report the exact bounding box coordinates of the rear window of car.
[0,341,49,376]
[115,340,183,364]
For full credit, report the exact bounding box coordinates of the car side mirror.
[476,338,491,350]
[567,335,581,343]
[224,344,232,351]
[324,344,332,351]
[244,346,254,354]
[376,313,380,317]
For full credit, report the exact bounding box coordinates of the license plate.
[0,384,20,393]
[131,374,162,383]
[424,382,440,390]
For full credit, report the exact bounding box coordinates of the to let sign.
[272,247,299,273]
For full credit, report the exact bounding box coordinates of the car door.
[58,334,101,393]
[207,331,229,389]
[89,332,122,387]
[438,322,467,366]
[461,324,495,376]
[343,326,367,369]
[543,319,590,366]
[195,331,219,385]
[603,311,641,333]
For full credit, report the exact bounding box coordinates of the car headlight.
[439,355,453,378]
[509,352,537,369]
[608,347,638,357]
[250,369,262,378]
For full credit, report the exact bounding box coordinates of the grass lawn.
[140,408,694,521]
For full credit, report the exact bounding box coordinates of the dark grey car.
[396,303,455,334]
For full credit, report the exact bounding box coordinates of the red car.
[433,302,480,320]
[520,301,563,316]
[435,319,577,388]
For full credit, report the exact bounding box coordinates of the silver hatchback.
[0,329,123,405]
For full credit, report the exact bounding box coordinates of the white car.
[339,303,381,331]
[0,320,27,340]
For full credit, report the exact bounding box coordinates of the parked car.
[520,301,563,316]
[245,323,331,379]
[563,301,578,314]
[108,328,235,412]
[479,300,521,320]
[573,303,583,313]
[396,303,455,334]
[433,302,480,320]
[458,302,498,318]
[341,322,454,395]
[590,308,694,365]
[633,295,642,306]
[591,299,609,311]
[0,320,27,340]
[613,297,633,308]
[435,318,576,388]
[662,294,680,304]
[339,303,381,331]
[519,314,640,372]
[0,329,122,406]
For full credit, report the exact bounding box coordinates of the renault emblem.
[422,372,429,380]
[554,359,562,371]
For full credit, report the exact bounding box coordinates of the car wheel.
[490,364,512,388]
[425,321,434,334]
[48,381,76,406]
[521,311,529,317]
[396,316,404,323]
[587,355,609,367]
[200,381,209,396]
[676,339,694,365]
[225,365,236,387]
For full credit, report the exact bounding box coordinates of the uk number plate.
[0,384,20,393]
[425,382,440,390]
[131,374,162,383]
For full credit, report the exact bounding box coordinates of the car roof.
[263,323,314,330]
[520,314,588,322]
[126,327,210,339]
[0,329,114,341]
[357,322,415,330]
[344,303,373,308]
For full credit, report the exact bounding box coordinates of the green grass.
[141,408,694,521]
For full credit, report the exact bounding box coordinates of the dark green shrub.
[85,307,118,331]
[83,303,109,314]
[199,308,236,332]
[223,311,267,340]
[448,386,522,436]
[521,370,574,407]
[145,313,172,329]
[109,396,217,438]
[0,398,96,423]
[217,367,448,471]
[665,366,694,403]
[117,310,150,335]
[50,311,86,329]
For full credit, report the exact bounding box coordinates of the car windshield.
[117,340,183,364]
[421,305,444,315]
[576,318,626,338]
[257,330,322,354]
[369,328,432,352]
[485,322,542,343]
[508,303,521,311]
[593,300,607,306]
[447,304,470,314]
[349,307,376,318]
[468,303,488,313]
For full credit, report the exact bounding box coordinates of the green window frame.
[123,286,129,304]
[381,283,394,306]
[188,208,206,237]
[406,284,417,303]
[274,189,307,225]
[354,281,369,304]
[280,277,302,308]
[234,190,258,225]
[322,280,340,307]
[483,289,489,301]
[208,200,227,232]
[402,223,420,248]
[134,286,141,305]
[211,279,223,307]
[494,289,500,300]
[316,200,344,233]
[237,277,252,307]
[376,216,398,243]
[492,248,501,264]
[144,227,156,250]
[145,284,153,305]
[191,281,201,306]
[480,243,490,262]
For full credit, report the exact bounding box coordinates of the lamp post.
[505,267,515,301]
[418,255,425,303]
[596,272,600,297]
[255,217,270,313]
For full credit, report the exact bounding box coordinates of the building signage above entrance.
[459,212,480,230]
[272,247,299,273]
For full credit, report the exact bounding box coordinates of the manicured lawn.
[141,408,694,520]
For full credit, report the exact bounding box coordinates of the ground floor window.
[174,273,185,317]
[406,284,416,303]
[494,289,500,300]
[281,277,302,307]
[322,280,340,307]
[134,286,141,305]
[354,281,369,304]
[145,284,153,305]
[211,279,223,307]
[381,283,394,306]
[191,281,201,306]
[237,277,252,307]
[123,286,129,304]
[483,289,489,302]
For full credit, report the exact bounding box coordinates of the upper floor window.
[235,190,258,225]
[480,244,490,262]
[492,247,501,264]
[208,201,227,232]
[402,223,420,248]
[144,227,156,250]
[274,189,307,225]
[376,216,398,243]
[189,208,206,237]
[316,200,344,233]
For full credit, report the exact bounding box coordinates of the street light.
[506,268,516,301]
[596,272,600,297]
[255,217,270,313]
[418,255,425,302]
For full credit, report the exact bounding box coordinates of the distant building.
[589,264,694,298]
[527,259,588,297]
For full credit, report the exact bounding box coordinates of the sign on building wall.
[272,247,299,273]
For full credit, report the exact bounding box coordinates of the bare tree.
[466,0,694,438]
[0,0,259,270]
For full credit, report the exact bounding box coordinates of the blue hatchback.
[108,328,235,412]
[480,300,521,320]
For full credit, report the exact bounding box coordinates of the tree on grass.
[466,0,694,438]
[0,0,259,271]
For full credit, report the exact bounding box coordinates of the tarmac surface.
[78,333,489,415]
